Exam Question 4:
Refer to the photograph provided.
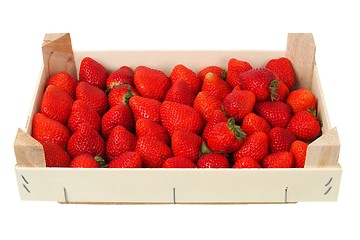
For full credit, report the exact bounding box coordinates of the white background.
[1,0,359,239]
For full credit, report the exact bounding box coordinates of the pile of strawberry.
[32,56,320,168]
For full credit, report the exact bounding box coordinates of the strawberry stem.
[221,70,227,80]
[227,118,246,141]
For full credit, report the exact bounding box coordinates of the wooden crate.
[14,33,342,204]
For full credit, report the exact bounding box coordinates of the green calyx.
[227,118,246,141]
[200,141,212,157]
[269,79,280,101]
[94,155,108,168]
[221,70,227,80]
[123,86,134,106]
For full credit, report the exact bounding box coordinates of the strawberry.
[46,71,78,99]
[171,130,203,162]
[106,125,137,161]
[241,113,271,135]
[106,66,134,90]
[129,96,161,123]
[202,109,229,140]
[232,131,268,162]
[134,66,171,101]
[201,72,232,101]
[254,101,292,128]
[268,127,296,153]
[108,151,142,168]
[136,136,172,168]
[223,87,256,122]
[290,140,308,168]
[197,153,229,168]
[101,104,134,139]
[108,84,140,108]
[265,57,295,90]
[226,58,252,88]
[269,80,290,102]
[232,156,261,168]
[67,100,101,133]
[32,113,71,147]
[287,110,321,141]
[79,57,108,89]
[193,91,223,122]
[162,157,197,168]
[67,123,105,159]
[135,118,170,145]
[40,85,74,125]
[70,153,106,168]
[164,79,196,107]
[41,142,71,167]
[262,151,294,168]
[286,88,317,114]
[160,101,204,135]
[76,81,109,116]
[170,64,201,94]
[197,66,226,81]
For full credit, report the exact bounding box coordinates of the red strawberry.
[226,58,253,88]
[269,80,290,102]
[202,109,229,140]
[268,127,296,153]
[106,66,134,90]
[67,123,105,158]
[70,153,106,168]
[106,125,137,161]
[67,100,101,133]
[286,88,317,113]
[40,85,74,125]
[262,151,294,168]
[193,91,223,122]
[164,79,196,106]
[201,72,232,101]
[290,140,308,168]
[108,151,142,168]
[108,84,140,108]
[46,71,78,99]
[41,142,71,167]
[287,110,321,141]
[101,105,134,139]
[232,131,268,162]
[233,156,261,168]
[241,113,271,135]
[129,96,161,123]
[79,57,108,89]
[223,87,256,122]
[170,64,201,94]
[134,66,171,101]
[171,130,203,162]
[32,113,71,147]
[135,118,170,145]
[254,101,292,128]
[76,81,109,116]
[162,156,197,168]
[136,136,172,168]
[197,66,226,81]
[265,57,295,90]
[197,153,229,168]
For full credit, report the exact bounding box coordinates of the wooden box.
[14,33,342,204]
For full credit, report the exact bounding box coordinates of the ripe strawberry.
[262,151,294,168]
[201,72,232,101]
[67,123,105,158]
[232,156,261,168]
[135,118,170,145]
[170,64,201,94]
[134,66,171,101]
[40,85,74,125]
[106,125,137,161]
[46,71,78,99]
[287,110,321,141]
[254,101,292,128]
[136,136,172,168]
[193,91,222,122]
[197,153,229,168]
[32,113,71,147]
[67,100,101,133]
[108,84,140,108]
[79,57,108,89]
[41,142,71,167]
[226,58,252,88]
[108,151,142,168]
[129,96,161,123]
[223,87,256,122]
[286,88,317,113]
[160,101,204,135]
[70,153,106,168]
[269,80,290,102]
[162,156,197,168]
[241,113,271,135]
[232,131,268,162]
[202,109,229,140]
[268,127,296,153]
[164,79,196,107]
[76,81,109,116]
[101,104,134,139]
[265,57,295,90]
[290,140,308,168]
[197,66,226,81]
[171,130,203,162]
[106,66,134,90]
